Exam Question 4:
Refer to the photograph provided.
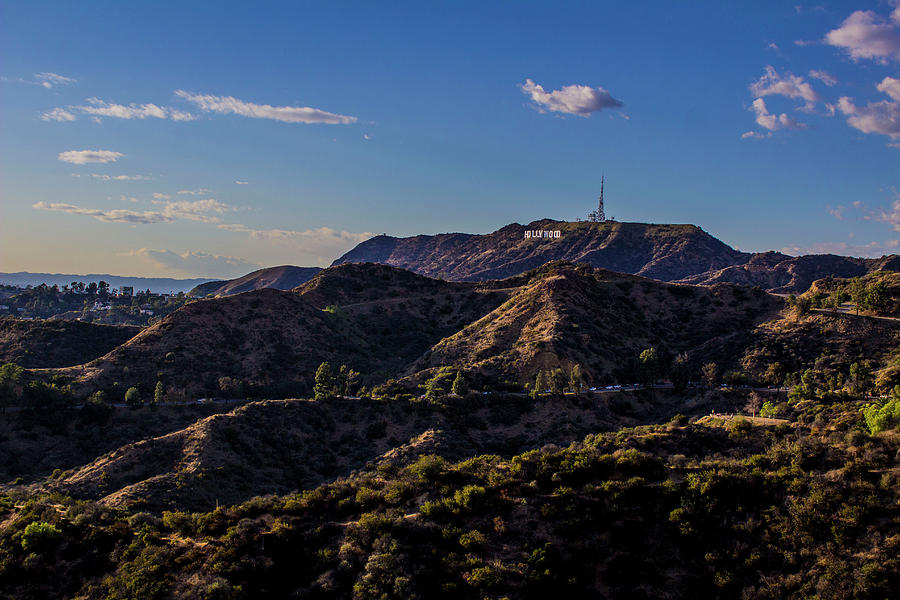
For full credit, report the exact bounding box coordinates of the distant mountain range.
[333,219,900,292]
[0,272,216,294]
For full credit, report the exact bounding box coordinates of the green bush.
[21,520,62,552]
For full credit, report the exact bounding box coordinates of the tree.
[424,367,454,401]
[125,386,141,408]
[0,362,24,411]
[671,353,690,393]
[744,392,763,417]
[639,348,660,386]
[568,364,584,392]
[548,368,566,395]
[849,278,866,315]
[153,381,164,407]
[451,371,468,396]
[313,362,337,401]
[86,282,98,296]
[532,371,547,398]
[701,362,718,388]
[98,280,110,299]
[337,364,360,397]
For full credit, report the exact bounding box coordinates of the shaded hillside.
[188,265,322,297]
[41,391,717,511]
[0,317,139,368]
[415,262,781,383]
[69,265,511,397]
[333,220,749,282]
[71,289,370,398]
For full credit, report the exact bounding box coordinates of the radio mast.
[588,175,606,222]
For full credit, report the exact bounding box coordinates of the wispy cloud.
[155,198,233,223]
[218,223,375,264]
[89,173,150,181]
[519,79,623,117]
[125,248,260,278]
[68,97,195,121]
[741,130,770,140]
[808,69,838,87]
[41,107,76,122]
[174,90,357,124]
[35,72,76,88]
[33,201,174,224]
[33,197,234,225]
[826,205,845,220]
[780,239,899,258]
[235,180,249,185]
[872,197,900,231]
[177,188,212,196]
[825,8,900,63]
[152,193,171,200]
[877,76,900,102]
[750,65,820,109]
[58,150,124,165]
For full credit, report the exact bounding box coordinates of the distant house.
[121,286,134,296]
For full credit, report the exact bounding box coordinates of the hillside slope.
[0,317,140,368]
[188,265,322,297]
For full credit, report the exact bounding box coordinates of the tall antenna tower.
[588,175,606,222]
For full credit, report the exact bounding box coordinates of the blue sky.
[2,1,900,278]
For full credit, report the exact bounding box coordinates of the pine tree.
[153,380,164,407]
[314,362,336,401]
[451,371,467,396]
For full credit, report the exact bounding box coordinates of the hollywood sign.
[524,230,562,239]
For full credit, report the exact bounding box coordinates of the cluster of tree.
[529,364,583,397]
[792,277,893,316]
[313,362,361,400]
[4,282,190,322]
[422,367,468,401]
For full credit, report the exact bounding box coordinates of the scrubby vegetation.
[0,396,896,599]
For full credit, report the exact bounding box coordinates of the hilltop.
[188,265,322,297]
[333,219,900,292]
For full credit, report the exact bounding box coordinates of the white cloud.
[873,197,900,231]
[90,173,149,181]
[58,149,124,164]
[174,90,357,124]
[218,223,375,264]
[158,198,232,223]
[749,98,806,131]
[877,76,900,102]
[126,248,260,278]
[177,188,212,195]
[33,201,173,224]
[519,78,623,117]
[749,66,820,108]
[71,97,195,121]
[826,205,845,220]
[837,96,900,140]
[808,69,838,87]
[235,180,249,185]
[35,72,76,88]
[152,193,171,200]
[825,9,900,63]
[33,196,234,225]
[741,130,769,139]
[120,195,139,203]
[41,107,76,122]
[780,239,899,258]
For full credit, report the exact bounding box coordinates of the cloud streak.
[519,79,623,117]
[126,248,260,278]
[175,90,357,124]
[33,201,174,224]
[58,150,124,164]
[35,72,76,88]
[218,223,375,264]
